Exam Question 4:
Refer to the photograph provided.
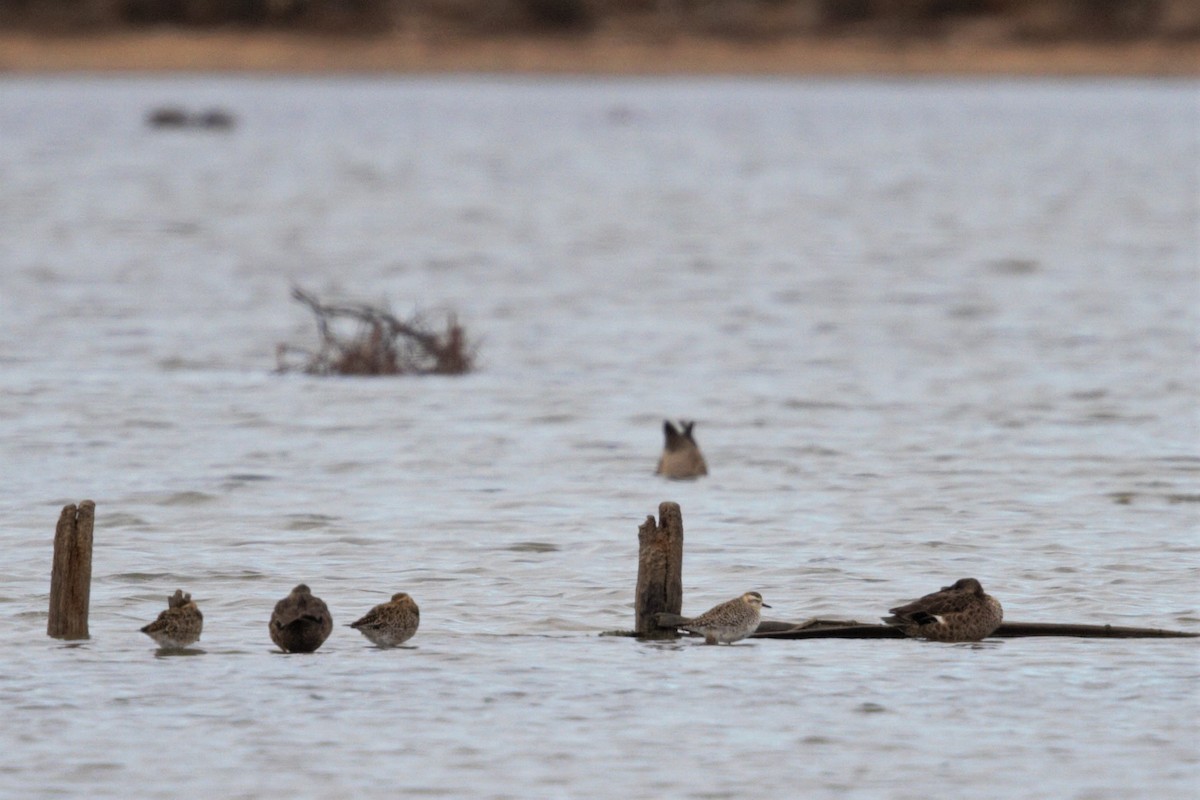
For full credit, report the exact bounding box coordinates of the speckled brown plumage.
[349,592,420,647]
[657,591,770,644]
[269,584,333,653]
[655,419,708,479]
[140,589,203,649]
[883,578,1003,642]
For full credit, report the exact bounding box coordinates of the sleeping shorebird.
[656,419,708,479]
[140,589,203,649]
[656,591,770,644]
[883,578,1004,642]
[269,584,333,653]
[349,592,420,647]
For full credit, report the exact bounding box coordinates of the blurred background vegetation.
[3,0,1198,40]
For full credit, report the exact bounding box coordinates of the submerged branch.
[277,286,475,376]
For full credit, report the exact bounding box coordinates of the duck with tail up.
[656,419,708,480]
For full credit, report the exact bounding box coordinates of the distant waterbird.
[269,584,333,653]
[656,419,708,479]
[140,589,203,649]
[883,578,1004,642]
[349,592,420,647]
[146,106,235,130]
[146,107,188,128]
[655,591,770,644]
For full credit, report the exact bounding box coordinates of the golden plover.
[656,419,708,479]
[140,589,203,649]
[269,584,333,653]
[883,578,1004,642]
[657,591,770,644]
[349,592,420,647]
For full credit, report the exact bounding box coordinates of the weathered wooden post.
[48,500,94,640]
[634,501,684,638]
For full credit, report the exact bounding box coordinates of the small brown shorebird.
[656,591,770,644]
[140,589,203,649]
[349,592,420,647]
[883,578,1004,642]
[656,419,708,480]
[269,584,333,653]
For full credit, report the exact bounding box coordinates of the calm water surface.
[1,76,1197,799]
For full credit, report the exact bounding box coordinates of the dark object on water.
[609,619,1199,640]
[656,420,707,479]
[195,109,235,129]
[48,501,95,640]
[269,584,333,653]
[752,621,1199,640]
[146,107,236,130]
[990,622,1198,638]
[147,107,188,127]
[883,578,1004,642]
[276,286,475,376]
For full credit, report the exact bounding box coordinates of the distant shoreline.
[1,31,1197,77]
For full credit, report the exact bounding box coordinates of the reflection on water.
[0,77,1197,799]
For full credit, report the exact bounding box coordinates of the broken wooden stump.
[633,501,684,639]
[48,500,95,640]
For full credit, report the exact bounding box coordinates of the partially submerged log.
[993,622,1198,639]
[609,501,1198,642]
[753,622,905,640]
[276,286,475,376]
[750,620,1198,639]
[633,501,684,639]
[48,501,95,640]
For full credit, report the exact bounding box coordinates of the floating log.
[751,621,1198,640]
[48,501,95,640]
[753,623,904,639]
[608,502,1198,641]
[993,621,1197,639]
[633,501,684,639]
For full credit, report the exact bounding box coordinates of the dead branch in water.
[276,287,475,376]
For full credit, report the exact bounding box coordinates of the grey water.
[0,76,1197,799]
